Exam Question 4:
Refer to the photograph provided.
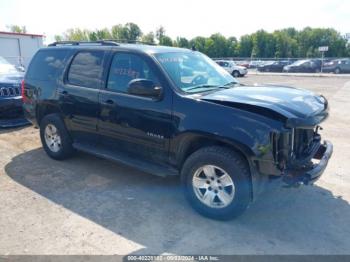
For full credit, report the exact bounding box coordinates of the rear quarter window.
[26,49,68,81]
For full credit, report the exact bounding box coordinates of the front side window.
[155,52,236,93]
[107,53,159,93]
[68,51,104,88]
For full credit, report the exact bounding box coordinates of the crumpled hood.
[200,84,328,127]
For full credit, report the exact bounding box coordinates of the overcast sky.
[0,0,349,44]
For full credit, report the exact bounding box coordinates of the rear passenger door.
[97,52,173,163]
[60,50,106,144]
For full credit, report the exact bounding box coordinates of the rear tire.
[334,68,341,74]
[181,146,251,220]
[40,114,74,160]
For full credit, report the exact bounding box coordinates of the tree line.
[43,23,349,58]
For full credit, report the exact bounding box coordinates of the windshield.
[155,52,238,93]
[0,56,18,74]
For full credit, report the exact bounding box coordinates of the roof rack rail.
[102,39,156,46]
[48,40,119,47]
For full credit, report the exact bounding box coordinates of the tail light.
[21,79,28,103]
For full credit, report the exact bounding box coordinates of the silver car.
[215,60,248,77]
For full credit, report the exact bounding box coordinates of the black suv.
[23,41,333,220]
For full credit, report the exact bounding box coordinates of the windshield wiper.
[185,83,240,93]
[223,81,240,87]
[185,85,219,92]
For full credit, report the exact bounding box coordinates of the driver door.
[97,52,173,163]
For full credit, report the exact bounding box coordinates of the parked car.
[323,58,350,74]
[0,56,29,127]
[23,41,333,220]
[236,60,249,68]
[248,60,265,69]
[283,59,322,73]
[215,60,247,77]
[257,60,291,72]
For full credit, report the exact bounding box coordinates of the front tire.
[181,146,251,220]
[334,68,341,74]
[232,70,240,78]
[40,114,74,160]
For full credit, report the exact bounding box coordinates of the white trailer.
[0,31,44,69]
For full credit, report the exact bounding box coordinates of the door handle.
[57,89,68,96]
[102,99,114,105]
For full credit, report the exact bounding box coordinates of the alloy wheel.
[44,124,62,153]
[192,165,235,208]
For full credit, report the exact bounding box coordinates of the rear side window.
[67,51,104,88]
[27,49,67,81]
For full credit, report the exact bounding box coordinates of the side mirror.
[127,79,162,99]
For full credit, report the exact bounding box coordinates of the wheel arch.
[36,102,64,126]
[176,133,254,169]
[231,70,240,77]
[334,67,341,73]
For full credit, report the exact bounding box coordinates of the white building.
[0,31,44,68]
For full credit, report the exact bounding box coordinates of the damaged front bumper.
[283,140,333,186]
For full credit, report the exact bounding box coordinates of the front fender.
[171,94,287,199]
[172,95,285,160]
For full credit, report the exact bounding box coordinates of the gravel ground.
[0,75,349,255]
